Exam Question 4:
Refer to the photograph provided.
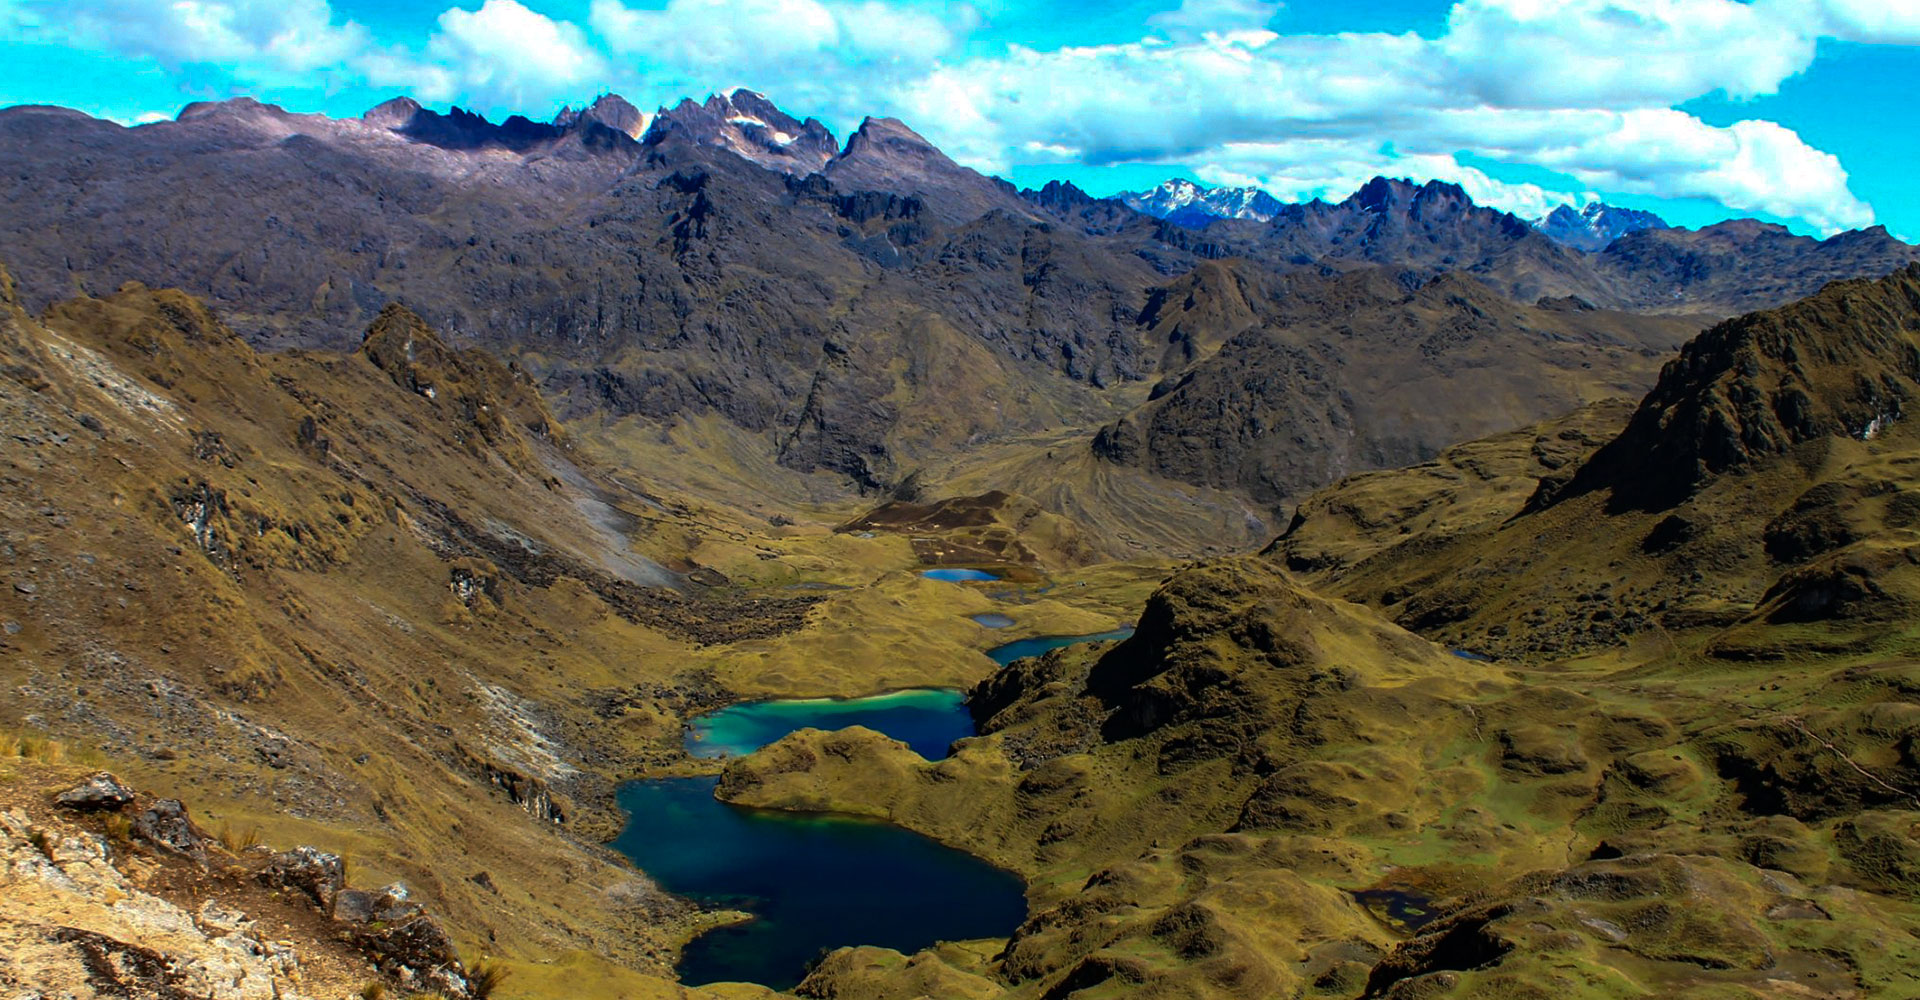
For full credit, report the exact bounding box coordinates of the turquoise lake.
[685,689,974,760]
[611,777,1026,989]
[615,627,1145,988]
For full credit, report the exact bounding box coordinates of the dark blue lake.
[613,777,1027,989]
[988,627,1136,667]
[685,689,974,761]
[922,568,1001,582]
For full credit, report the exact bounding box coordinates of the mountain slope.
[0,267,836,984]
[1275,262,1920,661]
[1092,265,1701,506]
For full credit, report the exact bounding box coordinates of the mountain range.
[1,90,1912,523]
[1119,178,1672,253]
[9,84,1920,1000]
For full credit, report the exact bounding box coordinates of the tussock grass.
[215,820,263,854]
[467,960,511,999]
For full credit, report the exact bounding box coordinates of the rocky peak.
[176,96,290,122]
[825,116,1035,225]
[1023,179,1101,213]
[1350,176,1417,214]
[642,90,836,175]
[362,97,423,130]
[1118,178,1282,224]
[554,93,647,139]
[838,116,942,164]
[360,303,458,398]
[1535,201,1669,251]
[1545,262,1920,512]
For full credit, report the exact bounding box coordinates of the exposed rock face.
[1263,178,1549,273]
[643,89,836,174]
[555,94,648,138]
[824,116,1037,226]
[1598,219,1919,314]
[258,847,346,910]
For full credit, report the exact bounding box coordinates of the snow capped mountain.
[640,89,838,176]
[1120,178,1284,225]
[1534,201,1670,251]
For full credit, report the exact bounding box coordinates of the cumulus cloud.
[890,0,1901,231]
[425,0,606,108]
[2,0,602,113]
[590,0,963,115]
[5,0,373,86]
[1194,141,1578,220]
[1147,0,1283,42]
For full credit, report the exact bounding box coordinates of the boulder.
[132,799,210,863]
[53,772,136,811]
[258,846,345,910]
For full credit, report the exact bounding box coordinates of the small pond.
[922,568,1002,582]
[970,612,1016,629]
[987,627,1136,667]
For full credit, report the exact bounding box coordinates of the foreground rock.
[0,805,314,999]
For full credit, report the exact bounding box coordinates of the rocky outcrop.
[53,772,136,811]
[132,799,211,864]
[0,805,316,999]
[258,846,346,910]
[1548,263,1920,512]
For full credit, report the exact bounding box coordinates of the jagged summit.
[642,89,837,175]
[1119,177,1283,225]
[554,93,648,139]
[1535,201,1670,251]
[824,115,1036,225]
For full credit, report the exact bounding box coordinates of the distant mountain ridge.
[1534,201,1671,251]
[1119,178,1284,226]
[0,89,1914,505]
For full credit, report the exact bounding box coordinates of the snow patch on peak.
[1121,177,1282,223]
[1533,200,1671,251]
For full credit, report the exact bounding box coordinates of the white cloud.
[1147,0,1283,42]
[8,0,373,86]
[1194,140,1577,220]
[887,0,1900,232]
[427,0,606,109]
[590,0,962,113]
[1810,0,1920,44]
[1439,0,1816,106]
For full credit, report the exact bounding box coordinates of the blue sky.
[2,0,1916,238]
